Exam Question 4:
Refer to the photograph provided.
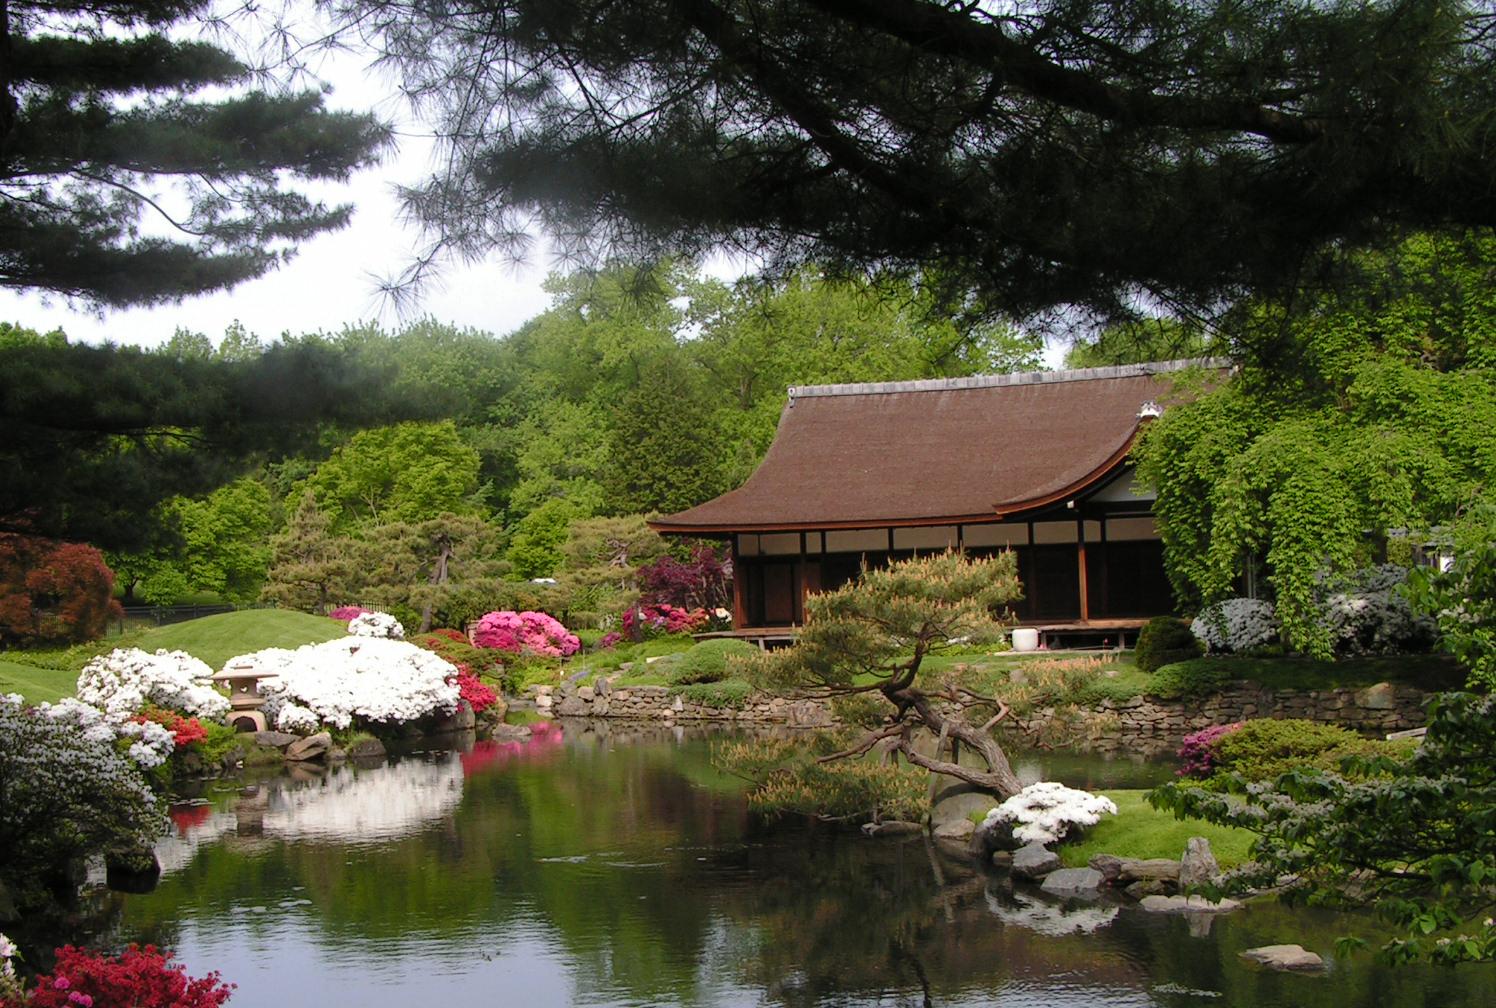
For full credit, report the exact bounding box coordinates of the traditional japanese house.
[649,360,1222,646]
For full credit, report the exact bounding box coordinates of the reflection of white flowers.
[984,888,1118,936]
[236,637,460,731]
[1192,598,1279,653]
[77,648,229,721]
[348,611,405,639]
[983,782,1117,845]
[262,757,464,843]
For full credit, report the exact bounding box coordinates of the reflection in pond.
[93,724,1493,1008]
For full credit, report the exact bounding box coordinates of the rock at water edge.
[285,731,333,762]
[1240,945,1326,972]
[1011,843,1062,880]
[1040,867,1106,897]
[1179,836,1220,889]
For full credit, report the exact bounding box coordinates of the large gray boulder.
[1139,894,1242,914]
[1118,858,1182,884]
[253,730,299,748]
[1240,945,1326,972]
[1011,843,1062,879]
[1040,867,1106,897]
[933,817,977,842]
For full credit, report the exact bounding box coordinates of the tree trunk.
[892,690,1023,798]
[418,536,452,634]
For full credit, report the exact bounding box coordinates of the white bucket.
[1011,627,1039,652]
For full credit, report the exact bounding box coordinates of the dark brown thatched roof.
[650,360,1221,534]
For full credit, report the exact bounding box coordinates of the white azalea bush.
[0,693,165,882]
[982,781,1118,846]
[1191,598,1280,653]
[1314,565,1438,657]
[237,636,461,732]
[76,647,229,721]
[348,610,405,639]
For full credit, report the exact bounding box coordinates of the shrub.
[1176,722,1244,777]
[671,679,753,708]
[1314,565,1438,657]
[668,638,759,685]
[327,605,371,621]
[1211,717,1374,781]
[0,695,164,882]
[0,534,123,647]
[13,944,233,1008]
[623,602,712,639]
[237,638,461,731]
[1135,616,1204,672]
[472,610,580,657]
[347,610,404,639]
[1191,598,1279,653]
[715,735,927,822]
[981,782,1118,845]
[409,630,506,686]
[1147,658,1235,698]
[75,648,229,722]
[636,542,732,612]
[449,666,499,714]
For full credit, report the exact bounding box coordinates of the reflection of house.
[650,361,1218,645]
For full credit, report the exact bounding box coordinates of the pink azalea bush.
[1177,722,1245,777]
[472,610,580,657]
[328,606,370,622]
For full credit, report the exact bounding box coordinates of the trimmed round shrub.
[668,638,759,685]
[1135,616,1205,673]
[1191,598,1279,653]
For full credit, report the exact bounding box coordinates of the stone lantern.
[211,662,278,733]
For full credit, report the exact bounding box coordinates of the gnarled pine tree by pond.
[738,551,1026,802]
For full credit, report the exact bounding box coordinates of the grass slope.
[135,610,347,671]
[0,610,347,703]
[1056,789,1256,869]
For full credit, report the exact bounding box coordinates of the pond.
[85,720,1493,1008]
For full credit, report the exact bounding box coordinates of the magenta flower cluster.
[1176,722,1245,777]
[328,605,371,622]
[472,610,580,657]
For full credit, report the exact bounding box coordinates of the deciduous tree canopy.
[1,0,389,305]
[332,0,1496,318]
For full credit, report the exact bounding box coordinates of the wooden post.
[1077,519,1091,622]
[731,537,747,629]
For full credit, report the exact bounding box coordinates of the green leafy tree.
[333,1,1496,319]
[305,420,484,531]
[2,0,389,305]
[1408,499,1496,689]
[1063,318,1223,369]
[506,497,583,580]
[739,551,1027,801]
[554,514,672,620]
[1134,232,1496,655]
[603,354,730,514]
[108,478,272,606]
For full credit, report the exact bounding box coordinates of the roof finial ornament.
[1137,400,1164,419]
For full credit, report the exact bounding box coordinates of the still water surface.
[105,721,1492,1008]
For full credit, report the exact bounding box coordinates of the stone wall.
[534,681,834,727]
[1008,681,1430,755]
[530,678,1431,753]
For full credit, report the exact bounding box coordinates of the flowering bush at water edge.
[983,782,1118,845]
[234,637,461,731]
[76,649,229,722]
[472,610,579,657]
[347,610,404,639]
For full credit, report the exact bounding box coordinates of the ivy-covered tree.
[1,0,389,305]
[1134,232,1496,656]
[0,533,123,645]
[740,551,1026,799]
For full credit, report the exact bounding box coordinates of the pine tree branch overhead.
[332,0,1496,317]
[0,0,391,306]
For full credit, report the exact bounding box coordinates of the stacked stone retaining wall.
[530,680,1431,751]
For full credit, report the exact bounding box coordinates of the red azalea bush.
[448,665,499,715]
[133,708,208,749]
[1177,722,1245,777]
[8,945,233,1008]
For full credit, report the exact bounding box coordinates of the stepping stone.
[1240,944,1326,972]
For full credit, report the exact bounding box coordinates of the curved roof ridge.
[787,356,1229,400]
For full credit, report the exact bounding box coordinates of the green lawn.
[0,609,348,703]
[1056,789,1256,869]
[0,657,78,704]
